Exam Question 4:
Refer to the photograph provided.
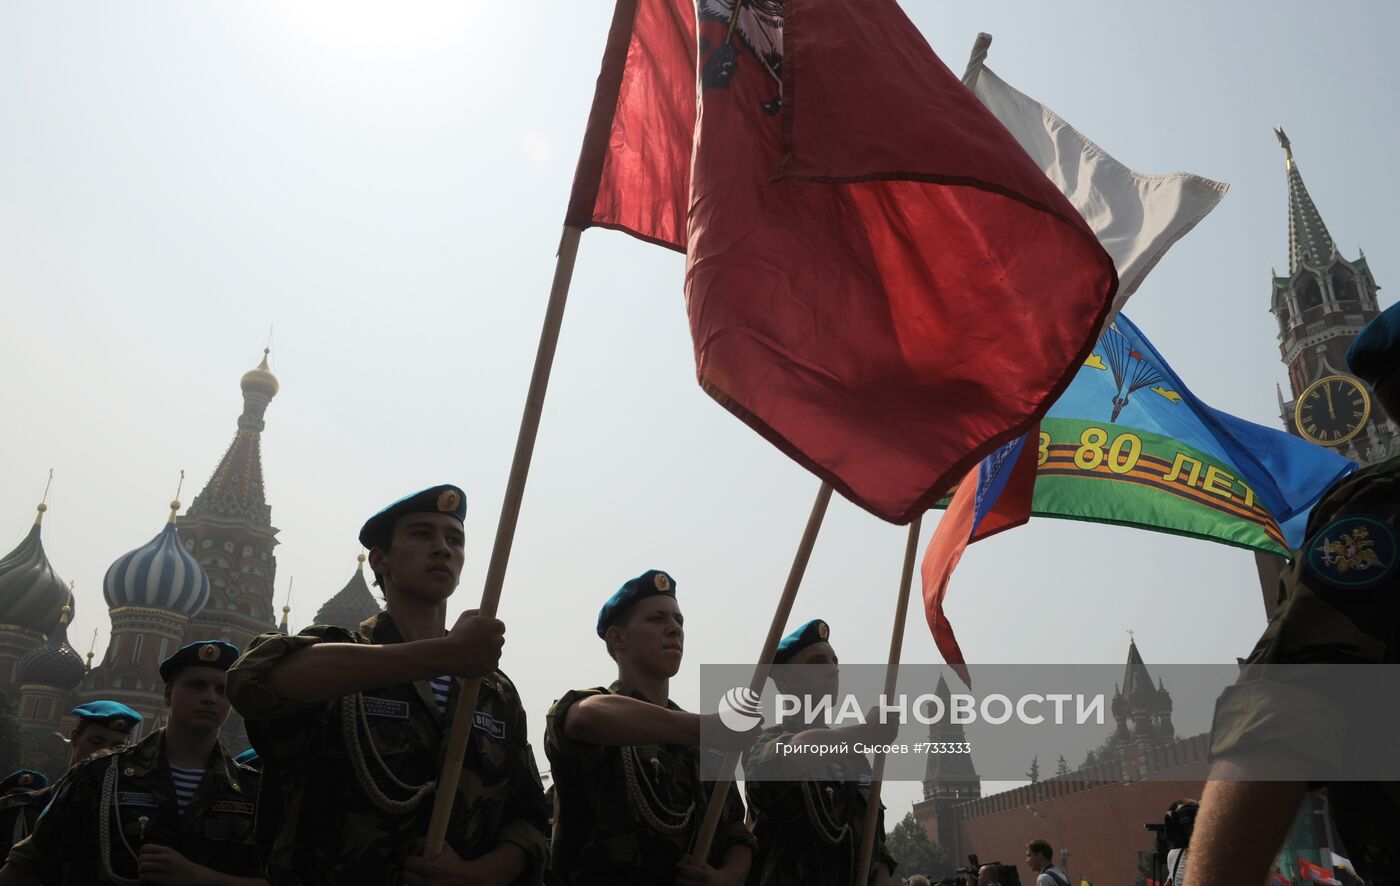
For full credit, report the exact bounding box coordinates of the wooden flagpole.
[853,515,923,886]
[690,481,834,862]
[423,225,583,854]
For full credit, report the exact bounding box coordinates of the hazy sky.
[2,1,1397,820]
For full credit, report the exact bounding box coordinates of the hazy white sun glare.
[266,0,477,56]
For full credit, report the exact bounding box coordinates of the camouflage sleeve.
[1210,466,1400,767]
[738,725,795,819]
[227,625,357,721]
[228,626,357,763]
[543,688,610,776]
[4,762,91,879]
[1208,679,1349,772]
[717,785,757,858]
[740,725,795,778]
[494,683,550,885]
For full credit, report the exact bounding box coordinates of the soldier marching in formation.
[0,641,262,885]
[226,484,549,885]
[743,620,897,886]
[545,569,756,885]
[0,701,144,857]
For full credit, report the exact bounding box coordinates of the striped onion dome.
[0,504,72,635]
[15,600,85,690]
[103,501,209,617]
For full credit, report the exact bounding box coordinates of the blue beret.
[0,770,47,793]
[773,619,831,665]
[596,569,676,638]
[234,748,260,767]
[1346,302,1400,387]
[71,701,143,734]
[158,640,241,682]
[358,484,467,551]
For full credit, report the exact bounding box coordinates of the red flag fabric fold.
[571,0,1117,523]
[565,0,695,250]
[689,0,1114,523]
[920,467,977,688]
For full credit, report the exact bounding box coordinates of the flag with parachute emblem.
[924,313,1355,678]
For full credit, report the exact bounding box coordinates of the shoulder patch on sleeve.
[1304,516,1399,589]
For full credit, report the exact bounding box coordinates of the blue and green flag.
[1021,314,1355,555]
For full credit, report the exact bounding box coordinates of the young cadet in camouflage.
[0,641,263,886]
[1188,302,1400,886]
[0,772,47,861]
[545,569,756,886]
[742,620,896,886]
[227,484,548,885]
[0,701,144,857]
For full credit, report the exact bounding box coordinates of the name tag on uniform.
[118,792,159,808]
[211,800,255,815]
[362,696,411,719]
[472,711,505,740]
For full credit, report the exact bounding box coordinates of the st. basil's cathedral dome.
[103,500,209,617]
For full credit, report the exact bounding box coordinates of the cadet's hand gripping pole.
[423,225,583,855]
[690,481,833,863]
[854,516,923,885]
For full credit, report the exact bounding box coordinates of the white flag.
[1323,848,1356,876]
[968,60,1228,315]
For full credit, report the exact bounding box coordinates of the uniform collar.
[150,729,244,793]
[359,610,397,642]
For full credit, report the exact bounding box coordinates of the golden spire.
[60,584,73,625]
[168,470,185,524]
[357,552,367,570]
[86,627,98,669]
[278,576,294,633]
[35,469,54,525]
[1274,125,1293,170]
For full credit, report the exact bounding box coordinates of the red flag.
[1270,871,1292,886]
[920,466,977,688]
[565,0,695,249]
[1297,857,1340,885]
[919,427,1038,683]
[571,0,1117,523]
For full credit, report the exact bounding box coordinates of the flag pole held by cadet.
[854,515,923,886]
[424,0,691,853]
[690,481,833,862]
[423,225,582,854]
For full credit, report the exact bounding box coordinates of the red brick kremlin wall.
[947,735,1211,884]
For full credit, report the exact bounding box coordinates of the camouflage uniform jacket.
[1209,455,1400,883]
[742,724,895,886]
[228,612,549,885]
[4,728,260,884]
[544,684,756,885]
[0,787,50,859]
